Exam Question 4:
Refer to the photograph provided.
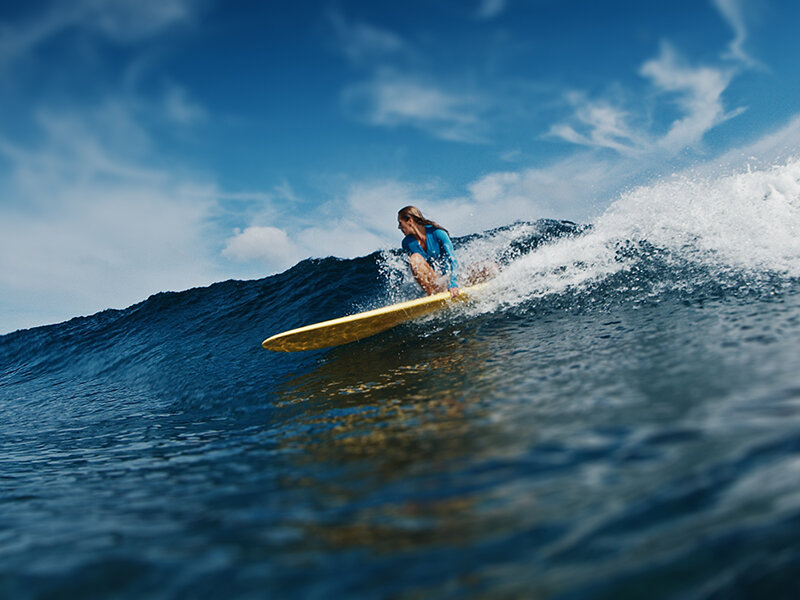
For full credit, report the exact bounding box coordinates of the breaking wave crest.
[410,157,800,318]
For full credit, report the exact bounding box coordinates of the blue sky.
[2,0,800,333]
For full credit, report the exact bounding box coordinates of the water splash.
[454,158,800,314]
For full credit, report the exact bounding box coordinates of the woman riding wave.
[397,206,496,298]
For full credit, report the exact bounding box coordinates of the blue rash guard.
[401,225,459,289]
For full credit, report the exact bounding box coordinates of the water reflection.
[262,294,800,597]
[270,317,518,565]
[275,317,502,455]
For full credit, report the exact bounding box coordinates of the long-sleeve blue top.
[401,225,459,288]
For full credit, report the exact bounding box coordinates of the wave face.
[3,159,800,598]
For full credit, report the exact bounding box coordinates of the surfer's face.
[398,217,413,235]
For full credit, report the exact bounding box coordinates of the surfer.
[397,206,464,297]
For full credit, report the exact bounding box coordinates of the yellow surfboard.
[262,282,489,352]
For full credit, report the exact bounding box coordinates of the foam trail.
[600,159,800,273]
[477,158,800,310]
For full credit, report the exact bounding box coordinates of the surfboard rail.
[262,282,489,352]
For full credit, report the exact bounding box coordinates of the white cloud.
[466,155,627,222]
[88,0,196,42]
[548,95,646,155]
[220,180,420,269]
[329,11,407,65]
[0,182,213,292]
[711,0,758,67]
[641,44,742,153]
[0,103,220,333]
[345,180,423,238]
[0,177,219,332]
[475,0,507,20]
[0,0,198,66]
[331,10,490,143]
[552,43,743,158]
[222,226,300,270]
[343,71,487,142]
[164,84,207,124]
[296,221,388,260]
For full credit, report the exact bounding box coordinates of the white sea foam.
[480,157,800,307]
[380,158,800,317]
[601,159,800,274]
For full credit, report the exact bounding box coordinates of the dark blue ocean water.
[3,164,800,598]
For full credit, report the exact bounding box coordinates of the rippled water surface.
[3,162,800,598]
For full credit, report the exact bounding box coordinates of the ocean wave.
[3,159,799,372]
[438,157,800,318]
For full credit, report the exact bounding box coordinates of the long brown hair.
[397,205,449,236]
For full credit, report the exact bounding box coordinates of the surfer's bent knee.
[408,253,426,268]
[408,253,442,295]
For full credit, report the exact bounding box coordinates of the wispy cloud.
[0,101,220,332]
[551,42,743,158]
[549,0,760,160]
[0,0,198,66]
[342,70,488,142]
[163,83,207,124]
[548,94,647,155]
[475,0,508,20]
[0,0,210,138]
[465,154,629,222]
[222,226,300,269]
[641,44,743,153]
[328,11,408,65]
[332,11,490,143]
[711,0,758,67]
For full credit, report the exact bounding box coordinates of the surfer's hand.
[449,287,460,298]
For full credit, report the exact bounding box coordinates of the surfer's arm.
[401,236,418,256]
[434,229,459,291]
